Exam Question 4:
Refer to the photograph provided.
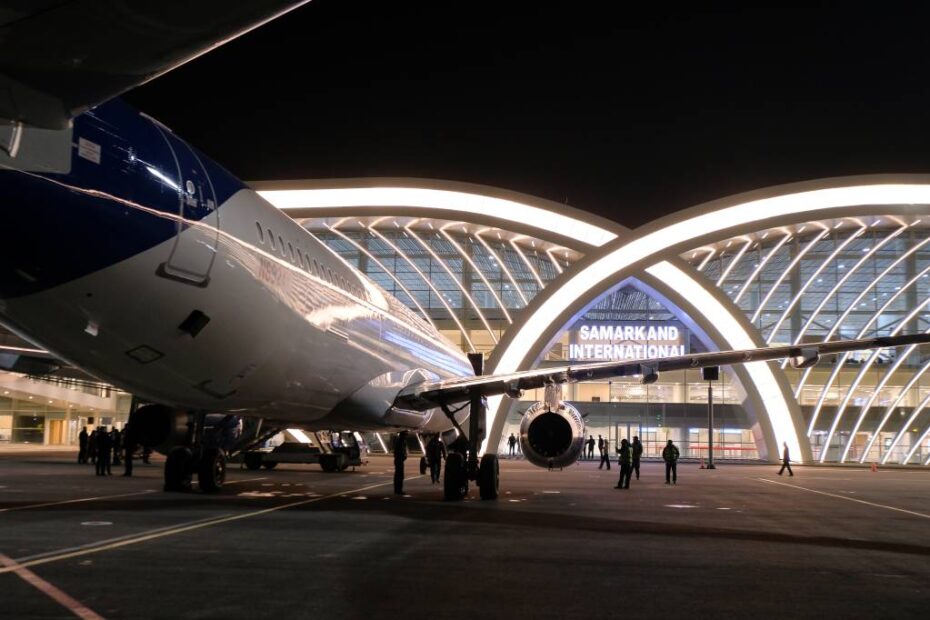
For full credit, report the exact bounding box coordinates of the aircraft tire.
[320,455,337,472]
[164,446,193,492]
[262,461,278,470]
[443,452,468,501]
[197,447,226,493]
[478,454,499,500]
[244,453,263,470]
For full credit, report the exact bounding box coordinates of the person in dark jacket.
[598,436,611,470]
[111,427,122,466]
[631,435,644,480]
[586,435,595,460]
[507,433,517,456]
[122,423,134,477]
[662,439,680,485]
[778,441,794,476]
[88,429,98,465]
[393,431,408,495]
[77,427,88,464]
[95,428,112,476]
[426,434,447,484]
[615,439,633,488]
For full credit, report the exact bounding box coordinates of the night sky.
[123,1,930,229]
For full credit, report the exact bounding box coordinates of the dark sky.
[123,1,930,228]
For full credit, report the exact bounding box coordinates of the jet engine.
[519,401,586,469]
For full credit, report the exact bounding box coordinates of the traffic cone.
[871,461,878,473]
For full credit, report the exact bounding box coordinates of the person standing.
[122,423,134,477]
[96,428,112,476]
[632,435,643,480]
[615,439,632,488]
[393,431,408,495]
[111,427,122,466]
[507,433,517,457]
[77,426,88,464]
[88,429,98,465]
[586,435,595,460]
[778,441,794,476]
[598,437,611,470]
[662,439,679,485]
[426,434,446,484]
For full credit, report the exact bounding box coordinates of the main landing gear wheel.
[164,447,193,492]
[443,452,468,501]
[198,447,226,493]
[244,453,263,471]
[262,461,278,470]
[478,454,499,500]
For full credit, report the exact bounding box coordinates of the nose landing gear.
[163,412,228,493]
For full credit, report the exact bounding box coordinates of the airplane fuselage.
[0,99,473,433]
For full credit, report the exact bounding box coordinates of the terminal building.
[3,175,930,467]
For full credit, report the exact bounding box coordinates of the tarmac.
[1,450,928,619]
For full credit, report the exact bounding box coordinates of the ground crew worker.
[393,431,408,495]
[96,428,112,476]
[507,433,517,456]
[632,435,643,480]
[778,441,794,476]
[77,426,88,464]
[586,435,595,460]
[615,438,633,489]
[662,439,679,485]
[426,434,446,484]
[598,437,611,470]
[122,423,133,477]
[111,427,122,466]
[88,429,98,465]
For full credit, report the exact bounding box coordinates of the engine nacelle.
[519,401,586,469]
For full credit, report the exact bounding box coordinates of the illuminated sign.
[567,321,688,361]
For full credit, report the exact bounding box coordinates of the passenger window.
[256,222,264,243]
[268,229,275,250]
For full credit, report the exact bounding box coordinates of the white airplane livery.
[1,1,928,499]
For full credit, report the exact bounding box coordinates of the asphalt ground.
[1,451,928,619]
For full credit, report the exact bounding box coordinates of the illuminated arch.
[258,175,930,465]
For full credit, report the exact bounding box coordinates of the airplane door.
[155,128,219,287]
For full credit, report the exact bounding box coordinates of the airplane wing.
[0,0,311,129]
[393,333,930,411]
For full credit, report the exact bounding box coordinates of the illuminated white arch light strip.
[439,228,513,324]
[488,183,930,459]
[545,248,565,275]
[259,187,618,248]
[474,231,530,306]
[809,262,930,439]
[818,291,930,462]
[859,352,930,463]
[405,225,498,344]
[790,224,907,357]
[765,227,864,345]
[751,228,830,326]
[366,226,476,352]
[795,233,930,401]
[509,238,545,289]
[326,224,436,329]
[886,390,930,465]
[840,340,921,463]
[697,248,716,272]
[734,232,792,304]
[716,238,753,287]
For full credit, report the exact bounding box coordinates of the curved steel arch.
[484,176,930,462]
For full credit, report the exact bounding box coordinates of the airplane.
[1,1,928,500]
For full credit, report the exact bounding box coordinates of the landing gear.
[164,446,193,492]
[478,454,499,500]
[440,353,502,501]
[244,452,263,471]
[162,412,228,493]
[198,446,226,493]
[443,452,468,500]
